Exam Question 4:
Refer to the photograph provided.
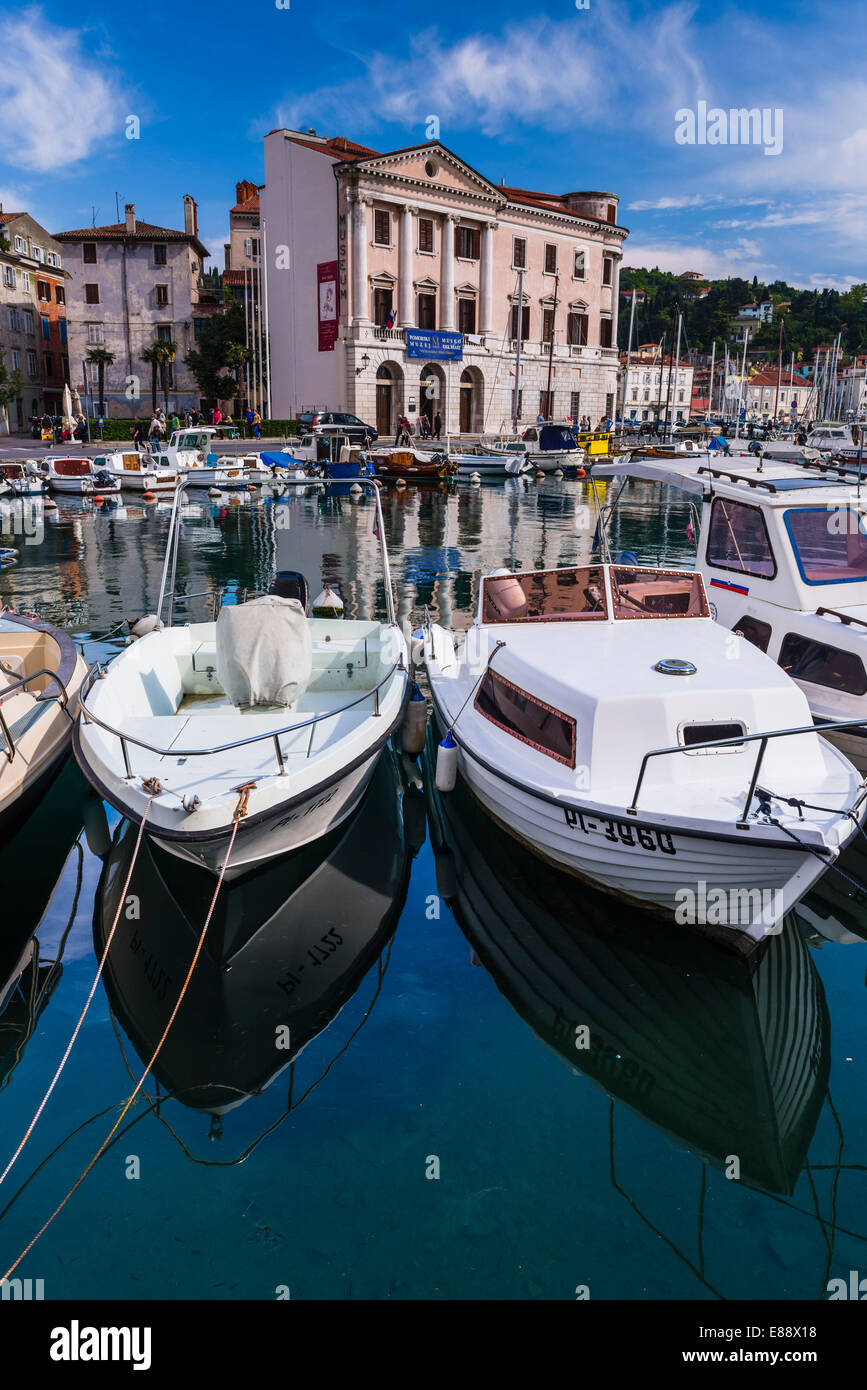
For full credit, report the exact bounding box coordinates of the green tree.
[184,302,254,410]
[153,339,178,415]
[85,346,115,417]
[140,344,160,413]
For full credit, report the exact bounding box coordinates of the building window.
[83,242,97,263]
[418,293,436,330]
[41,316,50,339]
[510,303,530,340]
[644,390,650,401]
[10,349,20,370]
[22,272,31,292]
[13,235,26,253]
[677,391,684,403]
[43,354,53,380]
[86,324,103,345]
[156,325,173,341]
[573,250,585,280]
[418,218,434,254]
[567,312,588,346]
[600,317,613,348]
[46,251,60,268]
[243,237,260,260]
[515,389,523,418]
[544,244,557,274]
[512,237,527,270]
[373,209,391,246]
[26,351,37,375]
[37,279,50,301]
[456,225,480,259]
[542,308,555,343]
[193,318,205,340]
[22,310,33,333]
[457,297,476,334]
[62,354,70,383]
[606,393,614,418]
[55,285,65,304]
[570,391,580,421]
[602,258,613,286]
[373,286,393,326]
[155,284,169,307]
[8,308,21,331]
[60,321,67,343]
[33,246,44,262]
[151,243,167,266]
[632,389,638,400]
[540,390,553,419]
[3,266,15,288]
[607,204,616,224]
[85,283,100,304]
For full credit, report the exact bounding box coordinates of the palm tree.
[153,340,178,416]
[85,347,116,418]
[140,344,160,414]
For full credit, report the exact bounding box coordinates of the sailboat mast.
[707,339,716,421]
[544,270,559,419]
[512,268,524,432]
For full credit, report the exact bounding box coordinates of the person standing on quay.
[433,411,442,440]
[252,409,262,440]
[132,419,145,448]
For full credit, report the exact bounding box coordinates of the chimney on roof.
[124,203,136,234]
[307,128,316,134]
[183,194,198,237]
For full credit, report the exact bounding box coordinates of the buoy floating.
[470,471,482,485]
[349,482,363,496]
[402,683,428,755]
[312,585,344,619]
[554,468,564,478]
[435,731,458,792]
[142,490,156,502]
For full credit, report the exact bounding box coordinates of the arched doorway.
[419,363,446,434]
[376,364,393,435]
[459,366,483,434]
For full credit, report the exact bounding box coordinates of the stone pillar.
[610,253,621,346]
[352,196,369,323]
[440,214,455,330]
[399,204,414,326]
[480,222,496,334]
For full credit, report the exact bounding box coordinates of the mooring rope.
[0,799,156,1190]
[1,791,246,1281]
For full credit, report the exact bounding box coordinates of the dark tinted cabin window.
[475,669,576,767]
[706,497,776,578]
[733,615,772,652]
[779,633,867,695]
[682,722,745,749]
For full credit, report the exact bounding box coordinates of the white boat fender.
[127,613,164,638]
[411,636,425,667]
[554,468,564,478]
[400,751,424,791]
[209,487,223,498]
[312,585,344,618]
[402,683,428,755]
[349,483,363,496]
[82,795,111,858]
[434,843,457,900]
[470,472,481,484]
[435,732,458,792]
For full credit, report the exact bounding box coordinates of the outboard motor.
[268,570,310,614]
[94,469,115,489]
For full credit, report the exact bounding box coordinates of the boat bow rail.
[0,666,73,763]
[629,715,867,829]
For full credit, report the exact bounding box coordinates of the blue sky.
[1,0,864,289]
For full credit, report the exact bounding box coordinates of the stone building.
[54,199,209,417]
[0,210,68,432]
[261,130,627,434]
[618,344,693,424]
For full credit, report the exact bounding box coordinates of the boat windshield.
[785,506,867,583]
[482,566,608,622]
[611,567,709,619]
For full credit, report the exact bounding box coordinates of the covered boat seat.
[216,596,312,709]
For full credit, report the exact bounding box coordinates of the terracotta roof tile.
[54,220,209,258]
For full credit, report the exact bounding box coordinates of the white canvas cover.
[216,596,312,708]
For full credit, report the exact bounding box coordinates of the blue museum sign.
[405,329,464,361]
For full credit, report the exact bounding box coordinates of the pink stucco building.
[261,130,628,434]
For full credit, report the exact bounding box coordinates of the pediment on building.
[354,143,500,204]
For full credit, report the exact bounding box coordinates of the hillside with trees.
[619,268,867,359]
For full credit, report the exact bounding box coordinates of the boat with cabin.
[40,454,121,496]
[149,428,267,490]
[484,423,587,474]
[423,561,866,951]
[368,446,456,481]
[93,448,179,494]
[0,462,46,498]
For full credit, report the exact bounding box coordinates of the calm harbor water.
[0,478,865,1301]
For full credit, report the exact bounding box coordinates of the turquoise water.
[0,479,865,1301]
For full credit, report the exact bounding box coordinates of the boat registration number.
[563,808,676,855]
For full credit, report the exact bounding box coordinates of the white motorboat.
[0,462,46,497]
[260,451,323,485]
[74,480,410,878]
[449,450,528,479]
[93,448,178,494]
[594,452,867,771]
[149,428,260,491]
[423,561,867,951]
[40,454,121,496]
[484,423,587,474]
[806,421,863,462]
[0,610,88,828]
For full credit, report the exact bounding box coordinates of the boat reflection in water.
[0,759,87,1089]
[94,749,419,1120]
[426,740,831,1198]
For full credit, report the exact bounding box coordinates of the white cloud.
[623,237,773,280]
[0,8,127,172]
[627,194,717,211]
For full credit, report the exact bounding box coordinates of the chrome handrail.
[628,714,867,828]
[78,657,405,775]
[0,666,70,764]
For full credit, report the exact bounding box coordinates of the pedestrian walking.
[433,411,442,440]
[252,409,262,440]
[245,407,255,438]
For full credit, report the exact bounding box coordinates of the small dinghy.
[424,562,867,951]
[369,447,456,480]
[0,610,88,829]
[41,455,121,496]
[74,481,410,877]
[0,462,45,497]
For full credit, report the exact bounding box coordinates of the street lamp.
[356,352,370,377]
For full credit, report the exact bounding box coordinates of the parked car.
[298,411,378,443]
